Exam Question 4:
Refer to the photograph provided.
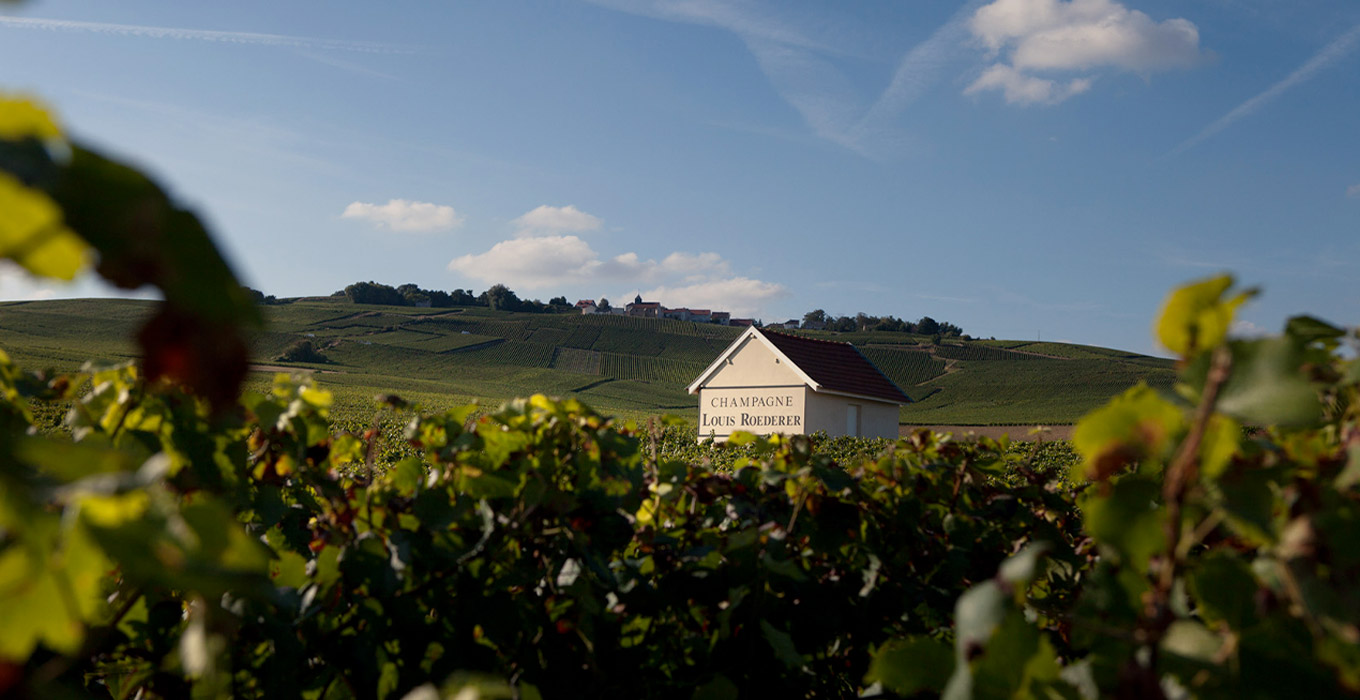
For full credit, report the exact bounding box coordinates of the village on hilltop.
[574,294,787,328]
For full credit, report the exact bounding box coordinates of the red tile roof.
[758,328,911,404]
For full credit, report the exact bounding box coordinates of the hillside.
[0,297,1176,425]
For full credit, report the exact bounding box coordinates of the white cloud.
[643,278,789,318]
[964,63,1092,105]
[511,205,603,235]
[1230,319,1268,338]
[660,252,731,281]
[0,263,59,300]
[448,235,644,289]
[966,0,1204,105]
[342,199,463,233]
[447,232,787,316]
[1349,183,1360,199]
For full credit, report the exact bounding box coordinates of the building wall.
[703,335,804,387]
[695,336,900,441]
[803,390,898,439]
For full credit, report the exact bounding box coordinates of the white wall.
[694,333,901,441]
[804,389,899,440]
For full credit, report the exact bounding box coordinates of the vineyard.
[0,293,1179,427]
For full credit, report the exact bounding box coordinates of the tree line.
[337,281,571,313]
[801,309,965,337]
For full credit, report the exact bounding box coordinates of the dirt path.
[900,424,1074,441]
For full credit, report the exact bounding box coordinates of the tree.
[344,281,404,306]
[917,316,940,335]
[276,339,328,363]
[802,309,828,327]
[244,286,278,305]
[598,298,612,311]
[483,283,522,312]
[549,296,568,308]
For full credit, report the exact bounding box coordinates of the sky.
[0,0,1357,355]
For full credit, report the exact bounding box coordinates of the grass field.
[0,297,1176,427]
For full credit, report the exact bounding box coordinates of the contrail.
[1168,22,1360,157]
[0,15,420,54]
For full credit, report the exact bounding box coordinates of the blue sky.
[1,0,1356,355]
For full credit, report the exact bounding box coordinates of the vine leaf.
[1155,274,1255,358]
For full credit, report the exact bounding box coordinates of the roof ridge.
[757,327,855,347]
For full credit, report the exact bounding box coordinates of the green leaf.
[1284,315,1344,347]
[0,547,84,658]
[690,674,739,700]
[1161,620,1221,663]
[867,636,955,695]
[1214,337,1322,427]
[1082,477,1165,573]
[1188,552,1258,630]
[1199,414,1241,481]
[953,581,1008,656]
[0,172,89,280]
[998,542,1050,585]
[14,436,139,481]
[1072,384,1184,482]
[1156,274,1254,357]
[0,94,63,139]
[390,457,427,496]
[760,620,803,668]
[1217,466,1278,544]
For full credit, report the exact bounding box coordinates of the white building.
[687,327,910,442]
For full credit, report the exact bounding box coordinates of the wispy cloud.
[0,15,419,54]
[1347,183,1360,199]
[1168,22,1360,157]
[584,0,971,157]
[856,3,982,136]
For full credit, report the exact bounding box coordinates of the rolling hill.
[0,297,1176,426]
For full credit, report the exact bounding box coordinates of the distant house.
[687,327,910,442]
[578,304,598,315]
[663,307,691,322]
[574,299,596,310]
[729,318,754,327]
[626,294,662,318]
[711,312,730,326]
[688,309,713,323]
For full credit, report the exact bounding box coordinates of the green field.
[0,297,1176,426]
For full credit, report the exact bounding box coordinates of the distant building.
[574,299,596,310]
[687,327,910,442]
[688,309,713,323]
[578,304,598,315]
[729,318,754,327]
[626,294,662,318]
[711,311,730,325]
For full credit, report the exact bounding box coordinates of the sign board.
[698,386,805,438]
